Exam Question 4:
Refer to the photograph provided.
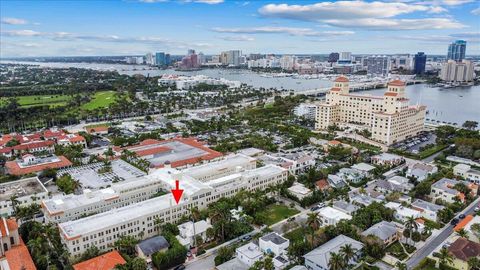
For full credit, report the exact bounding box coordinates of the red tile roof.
[388,79,405,87]
[454,215,473,232]
[0,218,18,236]
[448,237,480,262]
[316,179,330,191]
[5,155,73,176]
[335,76,349,82]
[328,140,342,145]
[86,126,109,134]
[4,241,37,270]
[384,92,398,97]
[330,87,341,91]
[12,140,55,151]
[73,250,126,270]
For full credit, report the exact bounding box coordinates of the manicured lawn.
[0,94,72,108]
[387,241,408,260]
[261,204,300,226]
[81,91,116,110]
[284,227,306,243]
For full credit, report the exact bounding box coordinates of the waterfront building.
[365,55,391,76]
[315,76,426,145]
[155,52,166,66]
[220,50,241,66]
[392,54,413,70]
[440,60,475,83]
[447,40,466,62]
[280,55,297,70]
[338,52,352,63]
[158,74,241,90]
[414,52,427,75]
[57,156,288,257]
[293,103,317,120]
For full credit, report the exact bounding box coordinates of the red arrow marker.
[171,180,184,204]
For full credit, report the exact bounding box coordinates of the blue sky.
[1,0,479,57]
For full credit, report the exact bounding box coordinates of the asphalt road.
[406,196,480,269]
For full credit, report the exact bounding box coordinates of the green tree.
[339,243,357,267]
[214,246,234,266]
[468,257,480,270]
[438,247,454,266]
[457,228,469,239]
[306,212,321,247]
[79,246,100,262]
[404,216,419,245]
[463,121,478,130]
[328,252,346,270]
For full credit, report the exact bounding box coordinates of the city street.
[406,196,480,269]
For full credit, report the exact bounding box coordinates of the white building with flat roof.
[454,164,480,184]
[317,206,352,226]
[0,177,48,216]
[42,154,256,223]
[58,158,288,257]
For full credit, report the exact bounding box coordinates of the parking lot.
[391,132,436,154]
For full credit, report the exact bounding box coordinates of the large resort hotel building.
[315,76,426,145]
[44,154,287,257]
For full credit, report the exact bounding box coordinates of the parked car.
[242,235,252,241]
[459,214,466,219]
[451,218,459,225]
[174,265,185,270]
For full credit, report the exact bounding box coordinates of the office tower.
[392,54,413,70]
[197,52,206,65]
[328,52,339,63]
[365,55,391,76]
[440,60,475,82]
[145,53,154,65]
[280,55,296,70]
[248,53,263,61]
[414,52,427,75]
[447,40,466,62]
[339,52,351,61]
[188,49,195,56]
[155,52,166,66]
[165,54,171,65]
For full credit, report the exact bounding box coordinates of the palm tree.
[306,212,321,247]
[457,228,469,239]
[438,247,454,267]
[190,206,201,247]
[328,252,346,270]
[339,244,357,267]
[468,257,480,270]
[10,195,20,215]
[404,216,418,245]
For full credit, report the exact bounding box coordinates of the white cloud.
[212,26,354,36]
[323,18,465,30]
[192,0,224,4]
[472,7,480,15]
[2,29,42,36]
[140,0,223,3]
[401,32,480,42]
[259,1,443,21]
[415,0,474,5]
[219,35,255,41]
[1,17,28,25]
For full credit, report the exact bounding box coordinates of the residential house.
[135,236,170,264]
[447,238,480,270]
[327,174,347,189]
[407,162,438,182]
[337,168,365,184]
[371,153,404,166]
[351,163,376,175]
[361,221,399,246]
[411,199,445,221]
[315,179,330,193]
[431,178,473,204]
[176,219,212,248]
[454,164,480,184]
[259,232,290,256]
[385,202,421,222]
[332,200,359,215]
[317,206,352,226]
[288,183,313,200]
[374,176,413,194]
[304,235,364,270]
[72,250,126,270]
[236,242,263,267]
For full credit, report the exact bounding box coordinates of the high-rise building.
[188,49,195,56]
[339,52,351,61]
[155,52,166,66]
[280,55,296,70]
[165,54,171,65]
[315,76,426,145]
[328,52,339,63]
[440,60,475,83]
[447,40,466,62]
[392,54,413,70]
[414,52,427,75]
[145,53,154,65]
[220,50,241,66]
[365,55,391,76]
[197,52,206,66]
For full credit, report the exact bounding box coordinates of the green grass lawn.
[0,94,72,108]
[284,227,307,243]
[261,204,300,226]
[81,91,116,110]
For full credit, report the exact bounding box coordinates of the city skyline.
[1,0,479,57]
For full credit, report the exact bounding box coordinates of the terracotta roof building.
[72,250,126,270]
[2,243,37,270]
[115,137,223,168]
[5,155,73,176]
[448,237,480,262]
